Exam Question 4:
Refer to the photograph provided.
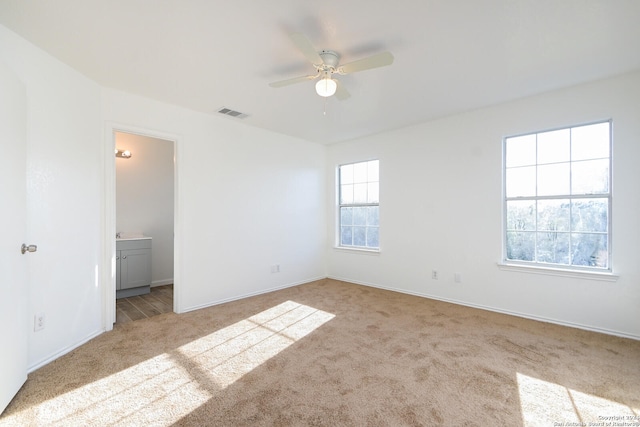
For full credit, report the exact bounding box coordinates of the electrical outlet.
[34,313,45,332]
[431,270,439,280]
[271,264,280,273]
[454,272,462,283]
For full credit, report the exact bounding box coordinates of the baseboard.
[117,285,150,298]
[28,328,105,373]
[180,276,327,314]
[151,279,174,287]
[28,277,324,372]
[31,274,634,374]
[328,275,640,341]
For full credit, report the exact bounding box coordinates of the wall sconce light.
[115,148,132,159]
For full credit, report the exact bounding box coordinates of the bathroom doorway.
[114,131,175,324]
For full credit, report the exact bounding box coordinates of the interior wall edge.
[326,275,640,342]
[151,279,174,287]
[27,329,104,374]
[178,275,327,314]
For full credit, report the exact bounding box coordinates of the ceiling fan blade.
[335,79,351,101]
[338,51,394,74]
[289,32,324,65]
[269,74,318,88]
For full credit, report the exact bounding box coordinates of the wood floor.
[116,284,173,324]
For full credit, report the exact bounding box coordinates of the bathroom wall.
[115,132,174,286]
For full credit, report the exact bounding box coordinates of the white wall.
[115,132,174,286]
[327,70,640,339]
[0,25,104,369]
[102,89,327,312]
[2,19,637,379]
[1,23,326,371]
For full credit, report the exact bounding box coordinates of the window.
[338,160,379,250]
[504,121,611,270]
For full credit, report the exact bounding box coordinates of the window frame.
[337,159,380,252]
[502,120,613,273]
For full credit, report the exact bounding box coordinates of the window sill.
[333,246,380,256]
[497,262,618,282]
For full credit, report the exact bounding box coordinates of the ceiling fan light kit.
[269,33,393,101]
[316,76,337,97]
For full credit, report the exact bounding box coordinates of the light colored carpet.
[1,279,639,426]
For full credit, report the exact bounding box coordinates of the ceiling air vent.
[217,107,249,119]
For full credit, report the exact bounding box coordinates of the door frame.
[102,122,181,330]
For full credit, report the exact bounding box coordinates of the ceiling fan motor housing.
[318,50,340,70]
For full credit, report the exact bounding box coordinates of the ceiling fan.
[269,33,394,100]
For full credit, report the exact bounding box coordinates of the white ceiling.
[1,1,639,144]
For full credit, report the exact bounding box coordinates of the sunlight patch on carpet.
[517,373,639,426]
[177,300,335,388]
[2,352,212,426]
[2,301,334,427]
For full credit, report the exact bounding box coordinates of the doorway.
[106,128,177,326]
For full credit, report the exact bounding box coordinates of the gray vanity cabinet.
[116,238,152,298]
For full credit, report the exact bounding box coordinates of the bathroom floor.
[115,284,173,324]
